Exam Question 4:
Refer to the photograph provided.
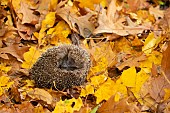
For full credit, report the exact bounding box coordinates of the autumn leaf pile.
[0,0,170,112]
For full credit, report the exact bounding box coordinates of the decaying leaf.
[162,42,170,80]
[93,0,148,36]
[18,2,39,24]
[27,88,53,104]
[0,44,29,61]
[116,53,147,70]
[97,95,140,113]
[56,1,95,37]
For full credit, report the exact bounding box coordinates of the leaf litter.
[0,0,170,113]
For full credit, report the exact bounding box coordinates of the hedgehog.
[29,44,91,90]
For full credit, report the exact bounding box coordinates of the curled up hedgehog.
[29,44,91,90]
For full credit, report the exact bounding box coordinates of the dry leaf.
[116,54,147,70]
[98,96,140,113]
[28,88,53,104]
[162,42,170,80]
[18,2,39,24]
[147,76,170,102]
[14,101,34,113]
[56,2,95,37]
[0,44,29,61]
[93,2,148,36]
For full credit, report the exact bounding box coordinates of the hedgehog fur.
[30,44,91,90]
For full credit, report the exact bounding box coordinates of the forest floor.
[0,0,170,113]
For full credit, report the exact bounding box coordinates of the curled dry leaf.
[162,42,170,80]
[56,1,95,37]
[18,2,39,24]
[0,44,30,62]
[116,53,147,70]
[27,88,53,104]
[98,95,140,113]
[93,0,149,36]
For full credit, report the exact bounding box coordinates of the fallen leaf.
[0,75,14,96]
[80,84,94,97]
[140,51,162,73]
[75,0,107,10]
[90,74,107,87]
[18,2,39,24]
[14,101,34,113]
[116,53,147,70]
[22,46,43,69]
[88,57,108,78]
[147,76,170,102]
[164,88,170,101]
[0,62,11,73]
[38,12,56,44]
[142,32,162,54]
[117,67,136,87]
[149,6,164,20]
[56,2,95,37]
[97,95,140,113]
[0,44,30,61]
[47,20,71,45]
[34,105,44,113]
[53,97,83,113]
[93,2,148,36]
[94,78,116,104]
[27,88,53,104]
[161,42,170,80]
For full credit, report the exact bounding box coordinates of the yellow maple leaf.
[76,0,107,10]
[39,12,56,44]
[34,105,44,113]
[22,46,41,69]
[114,83,128,101]
[140,51,162,72]
[0,76,14,96]
[94,78,116,104]
[117,67,136,87]
[88,57,108,79]
[142,32,162,54]
[47,21,71,45]
[40,12,56,33]
[90,74,107,87]
[53,97,83,113]
[80,84,94,97]
[49,0,58,10]
[131,69,149,102]
[164,89,170,100]
[0,63,11,73]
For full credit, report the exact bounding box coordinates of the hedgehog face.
[59,54,83,71]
